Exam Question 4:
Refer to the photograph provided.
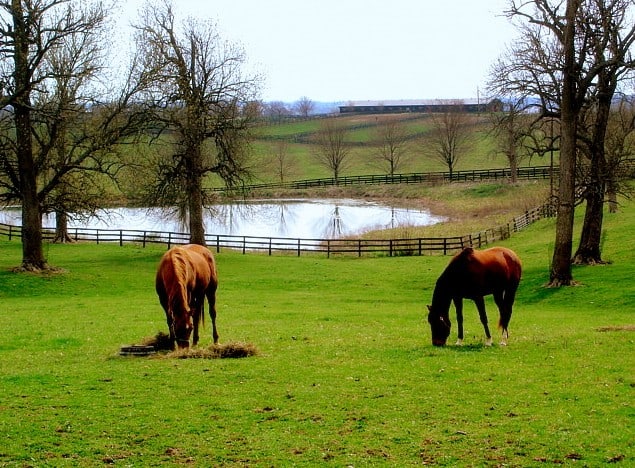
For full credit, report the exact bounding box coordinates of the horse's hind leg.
[192,302,201,347]
[474,297,492,346]
[207,286,219,344]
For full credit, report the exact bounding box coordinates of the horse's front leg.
[454,298,464,346]
[474,297,492,346]
[160,301,176,349]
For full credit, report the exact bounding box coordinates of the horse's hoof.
[455,339,463,346]
[484,338,493,347]
[500,341,508,347]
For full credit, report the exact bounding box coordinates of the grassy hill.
[249,113,538,183]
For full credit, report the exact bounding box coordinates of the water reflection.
[0,198,444,239]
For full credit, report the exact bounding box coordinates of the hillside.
[249,113,537,184]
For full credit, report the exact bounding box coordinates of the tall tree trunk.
[54,210,74,243]
[549,0,580,287]
[509,144,518,184]
[573,68,614,265]
[573,184,604,264]
[187,145,206,246]
[12,0,47,270]
[17,104,47,270]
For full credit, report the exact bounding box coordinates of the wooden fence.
[212,166,556,193]
[0,204,556,257]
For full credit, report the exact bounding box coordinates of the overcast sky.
[118,0,517,103]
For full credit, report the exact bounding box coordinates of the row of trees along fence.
[212,165,557,193]
[0,203,556,257]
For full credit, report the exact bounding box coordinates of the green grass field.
[249,115,536,184]
[0,194,633,465]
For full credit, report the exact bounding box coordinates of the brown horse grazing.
[155,244,219,349]
[427,246,521,347]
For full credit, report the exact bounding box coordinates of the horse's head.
[170,308,193,349]
[427,305,451,346]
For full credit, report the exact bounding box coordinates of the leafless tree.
[372,117,411,176]
[264,140,299,184]
[604,96,635,213]
[425,101,474,178]
[133,0,261,245]
[488,99,531,183]
[490,0,635,284]
[264,101,290,122]
[0,0,144,270]
[294,96,314,118]
[313,118,351,180]
[571,0,635,265]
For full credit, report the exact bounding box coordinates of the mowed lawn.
[0,202,633,466]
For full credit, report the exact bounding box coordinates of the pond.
[0,198,445,239]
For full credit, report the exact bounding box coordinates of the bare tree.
[488,98,541,183]
[0,0,139,270]
[425,101,473,178]
[572,0,635,265]
[133,0,261,245]
[294,96,314,118]
[604,96,635,213]
[264,140,299,184]
[372,117,410,176]
[264,101,290,122]
[489,0,635,284]
[313,118,351,180]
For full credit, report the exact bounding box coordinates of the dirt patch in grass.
[596,325,635,332]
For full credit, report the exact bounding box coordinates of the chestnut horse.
[427,246,521,347]
[155,244,219,349]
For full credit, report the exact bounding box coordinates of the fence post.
[216,235,220,253]
[242,237,246,254]
[168,232,172,249]
[297,239,301,257]
[268,238,272,256]
[119,230,123,246]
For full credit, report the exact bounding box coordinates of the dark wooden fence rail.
[0,203,556,256]
[212,165,557,193]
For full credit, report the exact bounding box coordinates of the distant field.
[249,114,544,184]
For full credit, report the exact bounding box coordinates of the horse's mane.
[167,248,191,314]
[439,247,473,279]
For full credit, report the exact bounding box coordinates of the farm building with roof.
[338,98,502,114]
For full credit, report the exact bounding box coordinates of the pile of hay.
[137,331,259,359]
[167,341,259,359]
[141,331,174,351]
